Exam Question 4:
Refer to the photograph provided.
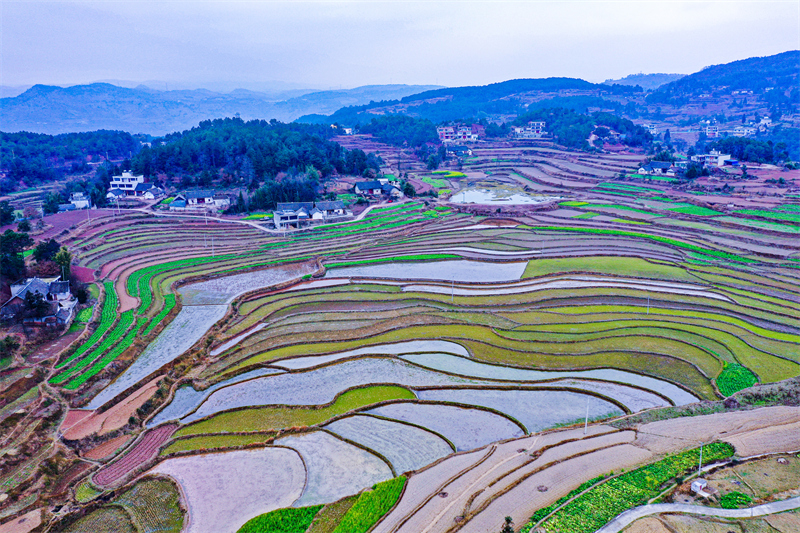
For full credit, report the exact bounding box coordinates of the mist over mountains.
[0,83,441,135]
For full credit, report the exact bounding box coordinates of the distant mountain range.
[301,51,799,126]
[603,73,686,90]
[0,83,441,135]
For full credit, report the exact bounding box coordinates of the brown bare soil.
[636,406,800,454]
[62,376,164,440]
[765,511,800,532]
[82,434,133,461]
[0,509,42,533]
[723,420,800,457]
[623,517,672,533]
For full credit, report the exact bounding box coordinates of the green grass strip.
[237,505,323,533]
[333,477,406,533]
[533,442,735,533]
[53,281,118,373]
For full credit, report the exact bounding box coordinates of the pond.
[450,188,560,205]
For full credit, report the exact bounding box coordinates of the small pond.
[450,188,560,205]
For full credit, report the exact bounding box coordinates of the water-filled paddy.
[325,415,453,474]
[367,401,524,451]
[325,260,526,282]
[276,430,392,506]
[417,388,622,433]
[450,188,560,205]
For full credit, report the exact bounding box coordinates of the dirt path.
[596,496,800,533]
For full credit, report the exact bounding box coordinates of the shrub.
[720,491,753,509]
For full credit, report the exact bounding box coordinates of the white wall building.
[109,172,146,195]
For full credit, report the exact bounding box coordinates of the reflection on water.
[451,188,560,204]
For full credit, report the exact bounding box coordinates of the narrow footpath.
[595,496,800,533]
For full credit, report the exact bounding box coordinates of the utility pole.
[584,396,590,435]
[698,442,704,472]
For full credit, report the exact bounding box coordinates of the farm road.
[595,496,800,533]
[130,199,403,234]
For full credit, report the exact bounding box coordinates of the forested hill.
[130,118,380,182]
[298,77,639,125]
[0,83,440,136]
[653,50,800,97]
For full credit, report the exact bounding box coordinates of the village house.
[143,186,165,200]
[274,200,353,229]
[446,145,473,157]
[273,202,313,229]
[354,181,384,196]
[513,121,547,139]
[213,193,232,210]
[170,190,215,211]
[692,150,732,167]
[109,171,147,196]
[106,188,126,201]
[437,124,480,143]
[638,161,676,176]
[1,277,74,323]
[69,192,91,209]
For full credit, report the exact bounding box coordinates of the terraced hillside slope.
[1,142,798,533]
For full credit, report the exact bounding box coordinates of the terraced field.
[7,145,797,533]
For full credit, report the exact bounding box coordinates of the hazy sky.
[2,0,799,91]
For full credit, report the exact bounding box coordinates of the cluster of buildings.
[0,276,75,325]
[437,124,483,143]
[106,172,165,201]
[513,121,547,139]
[637,150,737,177]
[354,179,403,199]
[273,201,351,229]
[169,190,231,211]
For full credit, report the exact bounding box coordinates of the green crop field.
[174,385,415,438]
[237,505,322,533]
[332,477,406,533]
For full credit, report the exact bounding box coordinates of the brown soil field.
[636,406,800,455]
[82,434,134,461]
[623,517,672,533]
[71,265,96,283]
[723,420,800,457]
[35,209,119,241]
[0,508,42,533]
[765,511,800,532]
[62,376,164,440]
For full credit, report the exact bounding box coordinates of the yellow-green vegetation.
[74,480,103,502]
[174,385,416,437]
[237,505,322,533]
[521,256,700,282]
[161,432,276,456]
[333,477,406,533]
